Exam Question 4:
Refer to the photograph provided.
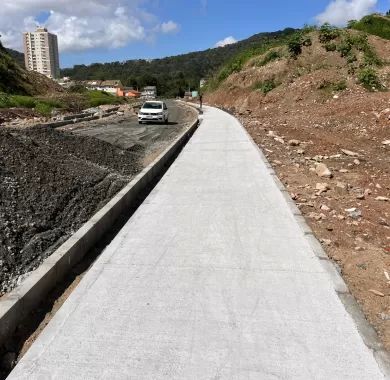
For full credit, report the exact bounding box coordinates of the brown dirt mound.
[0,126,142,295]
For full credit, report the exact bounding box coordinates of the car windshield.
[143,102,162,109]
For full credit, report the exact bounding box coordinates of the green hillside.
[0,41,32,94]
[62,28,297,97]
[6,48,25,67]
[349,14,390,40]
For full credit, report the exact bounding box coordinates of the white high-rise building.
[23,27,60,79]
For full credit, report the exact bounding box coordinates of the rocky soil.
[207,94,390,350]
[206,31,390,351]
[0,125,142,295]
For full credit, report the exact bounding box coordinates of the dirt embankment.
[206,32,390,350]
[0,126,142,295]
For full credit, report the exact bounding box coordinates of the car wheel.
[165,117,169,125]
[138,121,143,124]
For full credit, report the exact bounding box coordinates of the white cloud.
[316,0,378,26]
[0,0,180,52]
[215,36,238,48]
[160,21,180,34]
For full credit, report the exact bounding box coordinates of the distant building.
[83,80,124,95]
[141,86,157,100]
[23,27,60,79]
[117,88,141,98]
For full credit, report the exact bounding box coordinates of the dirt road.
[0,101,196,296]
[63,100,192,154]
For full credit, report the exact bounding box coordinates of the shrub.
[337,42,352,57]
[253,79,277,94]
[288,34,303,57]
[319,23,340,43]
[346,54,357,64]
[324,42,337,51]
[332,80,347,91]
[35,102,53,116]
[358,67,382,90]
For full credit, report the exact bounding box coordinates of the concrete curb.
[227,108,390,378]
[0,108,199,349]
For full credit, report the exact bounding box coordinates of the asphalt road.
[68,100,194,151]
[8,106,385,379]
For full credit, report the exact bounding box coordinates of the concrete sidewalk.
[9,106,386,379]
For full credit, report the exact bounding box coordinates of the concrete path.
[9,106,385,379]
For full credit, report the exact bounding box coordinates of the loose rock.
[375,196,389,202]
[341,149,359,157]
[315,163,332,178]
[345,208,362,219]
[288,139,300,146]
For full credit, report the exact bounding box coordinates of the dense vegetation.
[0,41,33,94]
[6,48,25,67]
[62,29,297,97]
[349,14,390,40]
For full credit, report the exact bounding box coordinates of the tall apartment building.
[23,27,60,79]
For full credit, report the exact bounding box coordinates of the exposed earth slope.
[206,27,390,350]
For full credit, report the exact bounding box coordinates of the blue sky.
[1,0,389,68]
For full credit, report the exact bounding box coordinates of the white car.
[138,101,169,124]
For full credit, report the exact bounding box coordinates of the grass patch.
[0,90,124,116]
[0,93,66,116]
[87,90,124,107]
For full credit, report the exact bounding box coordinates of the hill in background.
[62,28,297,97]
